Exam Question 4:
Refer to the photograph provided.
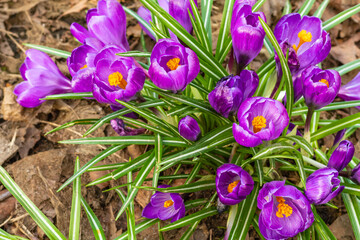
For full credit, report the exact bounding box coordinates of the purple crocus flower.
[351,163,360,185]
[178,116,201,141]
[14,49,72,108]
[230,3,266,70]
[208,71,259,118]
[328,140,354,172]
[258,181,314,239]
[93,45,145,106]
[142,185,185,222]
[138,0,197,40]
[216,163,254,205]
[67,38,104,93]
[338,72,360,109]
[305,168,344,205]
[70,0,129,50]
[302,66,341,110]
[274,13,331,74]
[233,97,289,148]
[110,119,146,136]
[148,39,200,91]
[333,129,346,146]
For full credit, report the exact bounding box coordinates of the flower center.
[292,30,312,53]
[252,116,267,133]
[164,200,174,208]
[167,58,181,71]
[319,79,329,88]
[276,196,293,218]
[80,64,88,70]
[108,72,127,89]
[227,180,240,193]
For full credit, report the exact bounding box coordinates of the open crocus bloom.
[305,168,344,205]
[274,13,331,74]
[14,49,72,108]
[93,45,145,106]
[328,140,354,172]
[70,0,129,50]
[67,38,104,93]
[302,66,341,110]
[208,71,259,118]
[148,39,200,91]
[142,185,185,223]
[233,97,289,147]
[230,3,266,70]
[338,72,360,109]
[258,181,314,239]
[216,163,254,205]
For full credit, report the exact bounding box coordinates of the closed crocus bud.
[338,73,360,109]
[351,163,360,185]
[328,140,354,172]
[233,97,289,148]
[333,129,346,147]
[216,164,254,205]
[111,119,146,136]
[67,38,104,93]
[93,45,145,106]
[149,39,200,91]
[178,116,201,141]
[208,71,259,118]
[258,181,314,239]
[305,168,344,205]
[14,49,72,108]
[142,185,185,222]
[70,0,129,50]
[302,66,341,110]
[230,3,266,70]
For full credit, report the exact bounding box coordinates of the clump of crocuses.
[178,116,201,141]
[231,2,266,71]
[258,181,314,239]
[302,66,341,110]
[14,49,72,108]
[142,185,185,222]
[328,140,354,172]
[208,71,258,118]
[149,39,200,92]
[305,168,344,205]
[216,164,254,205]
[233,97,289,147]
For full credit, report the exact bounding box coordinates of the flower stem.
[304,107,314,143]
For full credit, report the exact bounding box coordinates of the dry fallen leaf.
[57,0,88,20]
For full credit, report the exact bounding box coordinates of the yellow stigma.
[319,79,329,88]
[108,72,127,89]
[252,116,267,133]
[275,197,293,218]
[292,30,312,53]
[166,58,181,71]
[80,64,88,70]
[227,180,240,193]
[164,200,174,208]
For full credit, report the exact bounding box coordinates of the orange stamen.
[252,116,267,133]
[164,200,174,208]
[167,58,181,71]
[319,79,329,88]
[108,72,127,89]
[227,180,240,193]
[292,30,312,53]
[275,197,293,218]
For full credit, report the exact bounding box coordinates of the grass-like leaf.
[42,92,93,100]
[333,59,360,76]
[138,180,216,193]
[0,167,67,240]
[342,179,360,239]
[297,0,316,16]
[45,119,98,136]
[313,0,330,18]
[23,43,71,58]
[215,0,235,59]
[69,157,81,240]
[201,0,213,43]
[116,51,151,57]
[81,196,106,240]
[322,4,360,31]
[123,6,156,38]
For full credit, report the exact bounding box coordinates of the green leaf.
[116,152,156,219]
[42,92,93,100]
[0,228,28,240]
[313,0,330,18]
[69,157,81,240]
[282,0,292,15]
[58,145,126,192]
[297,0,316,16]
[116,51,151,58]
[313,207,336,240]
[23,43,71,58]
[292,100,360,116]
[333,59,360,76]
[311,112,360,142]
[278,135,314,156]
[252,0,267,11]
[160,207,218,232]
[342,179,360,239]
[227,183,260,240]
[201,0,213,43]
[119,116,172,137]
[45,119,98,136]
[140,180,216,193]
[139,0,228,79]
[81,197,106,240]
[123,6,156,38]
[0,167,66,240]
[114,219,159,240]
[259,18,293,118]
[215,0,235,59]
[322,4,360,31]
